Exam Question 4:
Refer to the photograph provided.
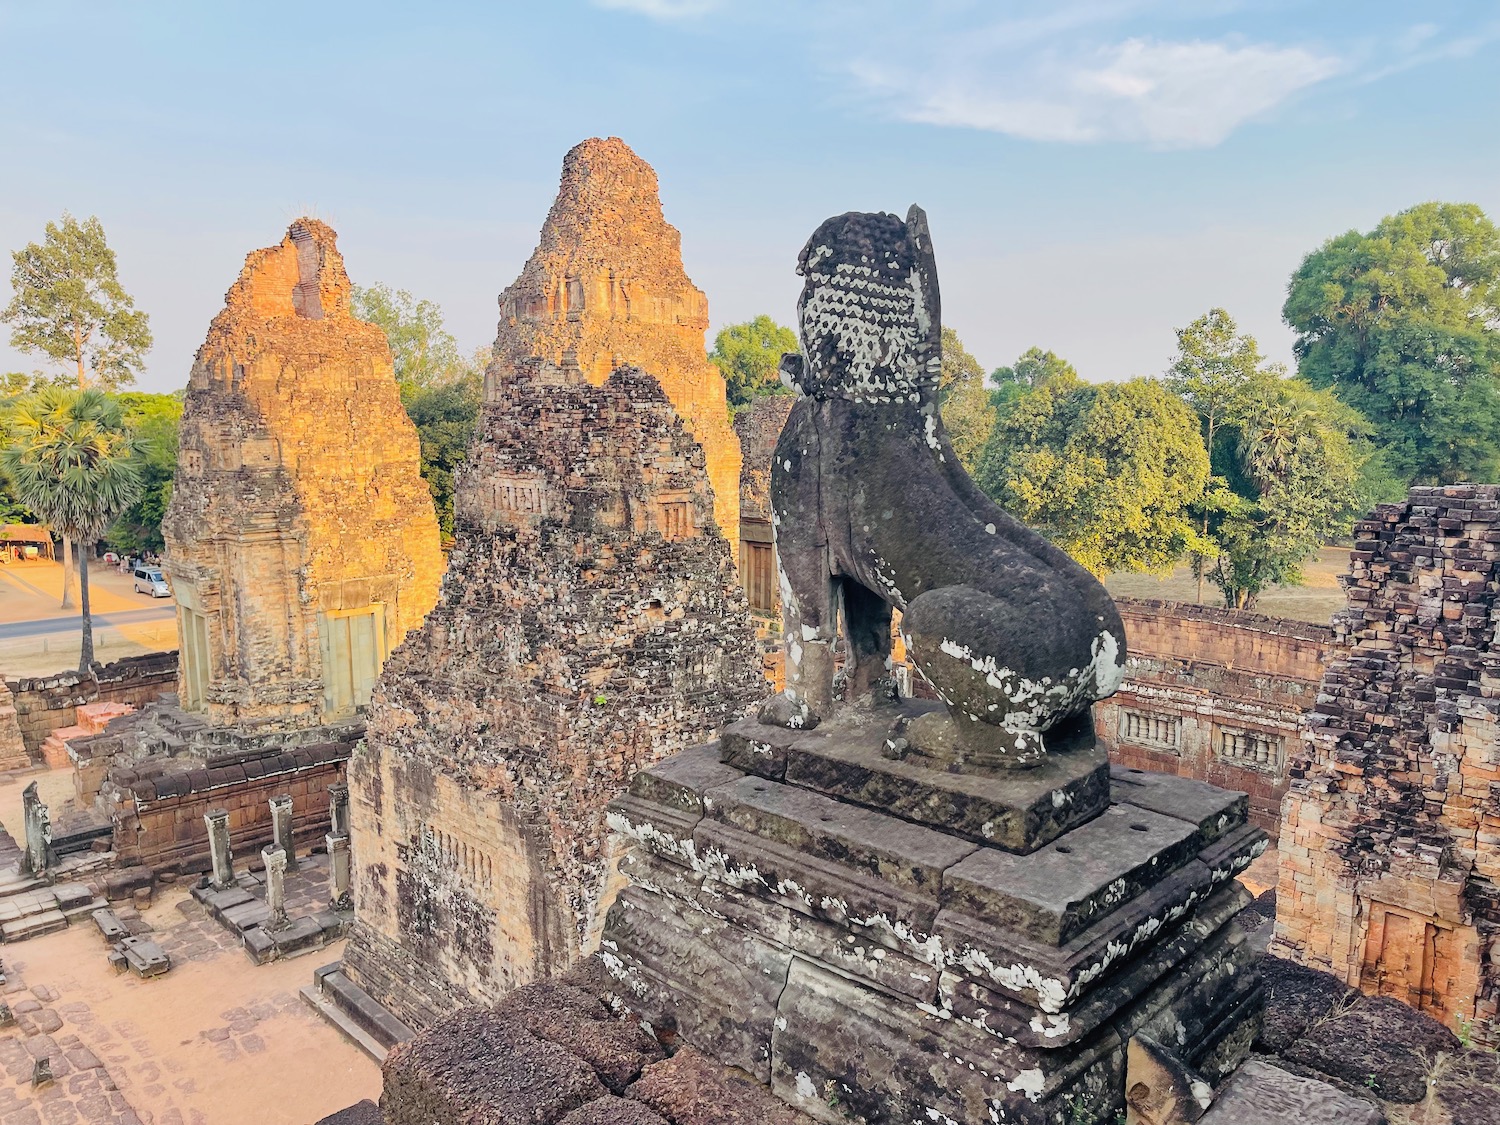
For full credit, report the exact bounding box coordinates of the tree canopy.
[1284,201,1500,486]
[3,213,152,391]
[351,283,469,393]
[105,391,183,555]
[404,372,482,543]
[937,326,996,471]
[709,315,797,409]
[976,373,1210,575]
[351,284,486,543]
[1169,309,1368,608]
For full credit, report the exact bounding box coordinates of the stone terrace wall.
[734,396,795,687]
[107,741,349,875]
[1277,485,1500,1045]
[1095,599,1332,831]
[6,651,179,757]
[342,361,764,1029]
[0,682,27,772]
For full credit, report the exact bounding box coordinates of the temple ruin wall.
[1095,598,1333,831]
[110,741,348,874]
[6,651,179,757]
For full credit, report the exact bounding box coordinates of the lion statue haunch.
[762,205,1126,770]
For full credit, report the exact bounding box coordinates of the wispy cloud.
[852,35,1343,149]
[592,0,722,19]
[593,0,1492,148]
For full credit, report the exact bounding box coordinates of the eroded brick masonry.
[1096,599,1332,831]
[341,359,763,1029]
[489,137,742,559]
[163,219,444,730]
[1277,485,1500,1043]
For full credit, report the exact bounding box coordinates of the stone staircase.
[301,962,414,1063]
[39,700,137,769]
[0,819,107,942]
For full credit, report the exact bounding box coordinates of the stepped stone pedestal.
[602,702,1266,1125]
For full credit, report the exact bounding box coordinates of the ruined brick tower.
[1277,485,1500,1044]
[339,358,763,1029]
[491,137,742,558]
[163,219,445,730]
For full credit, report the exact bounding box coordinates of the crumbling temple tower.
[338,358,763,1030]
[490,137,742,558]
[163,219,444,730]
[599,207,1268,1125]
[1277,484,1500,1045]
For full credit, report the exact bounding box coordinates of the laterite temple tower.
[163,219,444,730]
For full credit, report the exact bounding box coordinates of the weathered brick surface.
[733,395,796,685]
[108,744,351,874]
[344,359,763,1025]
[5,651,178,755]
[734,396,795,527]
[1275,485,1500,1044]
[162,219,443,730]
[1096,599,1333,831]
[489,137,741,559]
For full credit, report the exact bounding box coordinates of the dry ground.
[0,767,380,1123]
[0,560,178,679]
[1104,545,1350,625]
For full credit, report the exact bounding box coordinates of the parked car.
[133,567,171,598]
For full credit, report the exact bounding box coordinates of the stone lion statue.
[762,205,1126,769]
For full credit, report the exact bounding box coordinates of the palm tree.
[0,388,145,672]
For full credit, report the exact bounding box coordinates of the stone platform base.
[191,855,350,964]
[338,922,470,1034]
[603,701,1268,1125]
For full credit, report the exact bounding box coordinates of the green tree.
[709,315,797,409]
[1165,309,1281,601]
[977,373,1210,575]
[1168,310,1369,609]
[985,346,1078,432]
[353,285,487,536]
[1284,201,1500,486]
[404,372,482,543]
[105,391,183,555]
[938,327,997,471]
[3,213,152,390]
[1,388,145,670]
[1207,380,1366,608]
[351,283,467,393]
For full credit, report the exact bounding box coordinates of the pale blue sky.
[1,0,1497,393]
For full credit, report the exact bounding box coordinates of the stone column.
[204,808,233,889]
[21,782,50,877]
[262,845,288,930]
[326,833,352,911]
[269,794,297,871]
[328,782,350,837]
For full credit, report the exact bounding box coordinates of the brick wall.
[1276,485,1500,1045]
[1095,599,1333,831]
[345,360,764,1024]
[109,742,349,874]
[6,651,179,757]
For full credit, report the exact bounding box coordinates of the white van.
[133,566,171,598]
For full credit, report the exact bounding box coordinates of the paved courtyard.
[0,882,378,1125]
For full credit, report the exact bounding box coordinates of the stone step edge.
[0,909,68,942]
[299,982,390,1065]
[308,962,415,1055]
